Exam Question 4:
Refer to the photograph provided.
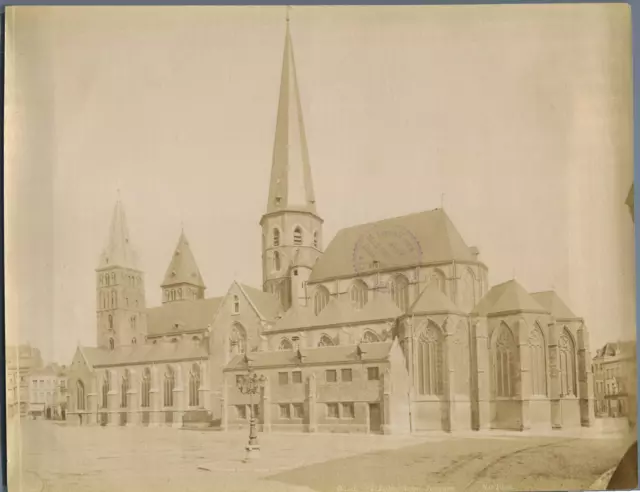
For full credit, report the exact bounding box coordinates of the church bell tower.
[96,199,147,349]
[260,14,323,311]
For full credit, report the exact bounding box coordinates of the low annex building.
[67,19,595,434]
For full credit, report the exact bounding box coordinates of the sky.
[5,4,635,364]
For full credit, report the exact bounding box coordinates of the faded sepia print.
[4,4,637,492]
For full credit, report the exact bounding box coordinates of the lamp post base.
[244,444,261,462]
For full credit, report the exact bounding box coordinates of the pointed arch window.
[558,330,577,397]
[101,372,111,409]
[163,366,175,407]
[229,323,247,356]
[349,280,369,309]
[233,295,240,314]
[361,330,380,344]
[528,326,547,396]
[273,251,281,271]
[131,337,137,345]
[417,323,444,395]
[430,270,447,295]
[105,274,110,287]
[120,370,130,408]
[109,338,115,350]
[460,269,476,312]
[111,273,116,285]
[318,334,335,347]
[76,380,86,411]
[141,368,151,408]
[389,275,410,311]
[111,290,116,308]
[493,324,518,397]
[293,226,303,245]
[278,338,293,351]
[189,363,201,407]
[273,228,280,247]
[130,315,136,331]
[314,286,330,315]
[108,315,113,330]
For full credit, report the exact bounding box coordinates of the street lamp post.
[236,356,266,462]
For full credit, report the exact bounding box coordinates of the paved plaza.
[7,418,632,492]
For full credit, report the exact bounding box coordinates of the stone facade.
[66,20,595,434]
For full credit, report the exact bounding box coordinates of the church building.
[67,19,595,433]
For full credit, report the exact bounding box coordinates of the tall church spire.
[98,199,138,270]
[266,14,317,215]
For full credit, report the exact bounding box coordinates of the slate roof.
[270,293,402,332]
[309,209,475,282]
[264,21,317,216]
[161,231,205,288]
[80,342,208,368]
[97,200,139,270]
[530,291,579,320]
[595,341,636,359]
[410,283,462,315]
[472,279,547,317]
[146,297,223,336]
[238,283,282,321]
[224,341,393,370]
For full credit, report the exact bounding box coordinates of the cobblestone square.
[8,418,631,492]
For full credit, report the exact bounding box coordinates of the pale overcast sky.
[5,5,635,364]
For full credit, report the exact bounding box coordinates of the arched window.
[101,372,111,409]
[278,338,293,350]
[108,315,113,330]
[430,270,447,295]
[178,288,183,300]
[164,366,175,407]
[272,251,281,272]
[109,338,115,350]
[528,325,547,396]
[313,231,318,248]
[559,329,577,397]
[361,330,380,343]
[130,315,136,331]
[314,286,330,315]
[233,295,240,314]
[493,324,518,397]
[110,273,116,285]
[229,324,247,356]
[189,364,201,407]
[120,370,130,408]
[460,269,476,312]
[76,380,86,411]
[141,368,151,408]
[318,334,335,347]
[273,228,280,247]
[417,323,444,395]
[111,290,116,308]
[293,226,303,245]
[105,274,110,287]
[349,280,369,309]
[131,337,137,345]
[389,275,410,311]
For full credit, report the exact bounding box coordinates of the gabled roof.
[595,340,636,359]
[410,283,461,315]
[271,293,402,332]
[80,342,208,368]
[264,20,317,216]
[224,341,393,370]
[530,291,579,320]
[472,279,547,317]
[237,283,282,321]
[161,230,205,288]
[146,297,222,336]
[309,209,475,282]
[97,200,139,270]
